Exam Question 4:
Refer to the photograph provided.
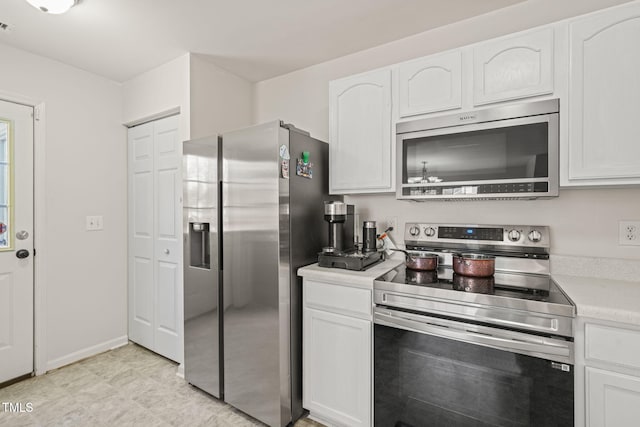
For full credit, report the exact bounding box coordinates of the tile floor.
[0,343,324,427]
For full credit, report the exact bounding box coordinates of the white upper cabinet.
[398,51,462,117]
[473,28,554,106]
[329,68,393,194]
[566,2,640,185]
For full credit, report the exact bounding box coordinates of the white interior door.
[128,122,155,350]
[152,115,181,362]
[0,100,34,384]
[127,115,181,362]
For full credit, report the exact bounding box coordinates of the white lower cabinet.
[303,279,372,427]
[580,319,640,426]
[587,367,640,426]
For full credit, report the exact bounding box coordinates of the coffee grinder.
[318,201,383,271]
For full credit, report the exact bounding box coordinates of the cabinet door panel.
[474,28,554,105]
[329,69,392,193]
[569,3,640,181]
[587,367,640,427]
[399,51,462,117]
[303,307,371,427]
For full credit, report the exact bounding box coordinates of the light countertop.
[298,258,640,325]
[298,258,403,289]
[553,274,640,326]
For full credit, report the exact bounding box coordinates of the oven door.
[374,308,574,427]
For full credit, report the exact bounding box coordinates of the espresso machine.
[317,201,383,271]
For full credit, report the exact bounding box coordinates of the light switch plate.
[86,215,103,231]
[619,221,640,246]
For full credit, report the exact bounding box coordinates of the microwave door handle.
[374,310,572,363]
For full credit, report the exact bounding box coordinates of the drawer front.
[304,280,372,320]
[585,323,640,370]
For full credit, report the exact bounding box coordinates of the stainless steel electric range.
[373,223,575,427]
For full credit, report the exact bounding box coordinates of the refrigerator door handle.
[219,180,223,269]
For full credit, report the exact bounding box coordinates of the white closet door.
[153,115,181,362]
[127,114,181,363]
[128,122,155,350]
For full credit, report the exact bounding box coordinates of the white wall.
[0,44,127,369]
[190,54,254,139]
[254,0,640,260]
[122,54,191,141]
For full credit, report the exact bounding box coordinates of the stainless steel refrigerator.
[184,121,330,426]
[183,136,222,398]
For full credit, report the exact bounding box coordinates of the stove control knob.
[423,227,436,237]
[409,226,420,237]
[507,229,521,242]
[528,230,542,243]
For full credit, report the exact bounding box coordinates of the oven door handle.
[374,308,573,364]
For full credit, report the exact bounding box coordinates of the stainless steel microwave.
[396,99,559,200]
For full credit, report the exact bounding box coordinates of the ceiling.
[0,0,525,83]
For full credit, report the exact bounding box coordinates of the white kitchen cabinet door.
[398,51,462,117]
[303,307,371,427]
[567,2,640,184]
[473,28,554,106]
[586,367,640,427]
[329,68,393,194]
[128,114,182,363]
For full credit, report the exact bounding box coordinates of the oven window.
[374,324,573,427]
[402,122,549,185]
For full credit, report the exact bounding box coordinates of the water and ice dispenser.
[189,222,210,269]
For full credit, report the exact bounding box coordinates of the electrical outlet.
[619,221,640,246]
[382,217,398,233]
[86,215,104,231]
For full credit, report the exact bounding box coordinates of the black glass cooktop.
[376,265,573,306]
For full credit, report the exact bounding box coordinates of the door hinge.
[34,107,41,121]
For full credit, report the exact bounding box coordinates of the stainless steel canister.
[362,221,377,253]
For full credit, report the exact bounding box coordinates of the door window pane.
[0,120,12,249]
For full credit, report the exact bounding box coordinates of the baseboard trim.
[45,335,129,372]
[177,363,185,378]
[306,412,339,427]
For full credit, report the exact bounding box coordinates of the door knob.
[164,249,170,255]
[16,249,30,259]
